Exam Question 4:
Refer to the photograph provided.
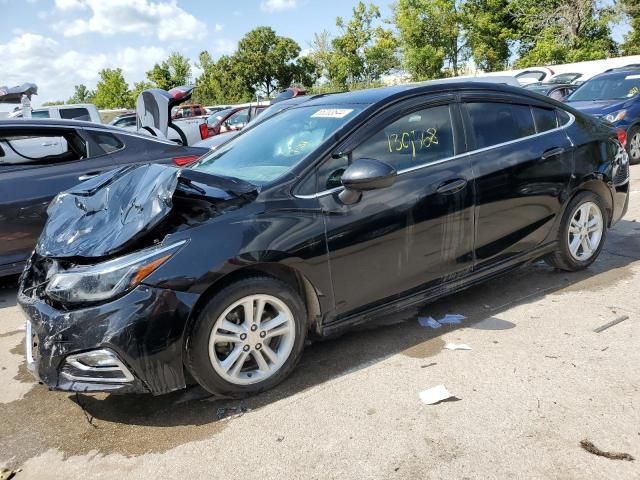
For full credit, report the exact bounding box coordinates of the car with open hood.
[566,66,640,163]
[18,81,629,397]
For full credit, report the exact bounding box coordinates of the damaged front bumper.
[18,285,199,395]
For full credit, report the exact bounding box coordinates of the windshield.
[568,73,640,101]
[192,104,365,185]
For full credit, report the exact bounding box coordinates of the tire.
[185,276,307,397]
[545,191,608,271]
[627,126,640,165]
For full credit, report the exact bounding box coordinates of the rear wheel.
[185,277,307,397]
[545,191,607,271]
[627,126,640,165]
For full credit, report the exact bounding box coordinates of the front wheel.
[185,277,307,397]
[545,191,608,271]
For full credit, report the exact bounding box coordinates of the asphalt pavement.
[1,167,639,480]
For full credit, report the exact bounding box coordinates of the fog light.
[61,349,134,383]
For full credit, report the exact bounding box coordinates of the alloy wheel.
[567,201,603,261]
[208,294,296,385]
[630,132,640,162]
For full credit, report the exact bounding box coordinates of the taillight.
[199,123,209,140]
[173,155,200,167]
[616,128,627,147]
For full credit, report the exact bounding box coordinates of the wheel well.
[574,180,613,226]
[185,263,322,339]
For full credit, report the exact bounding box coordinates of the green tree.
[146,52,192,91]
[67,84,95,104]
[462,0,515,71]
[394,0,465,80]
[42,100,65,106]
[92,68,131,109]
[511,0,616,66]
[309,30,333,81]
[234,26,303,97]
[194,52,253,105]
[329,2,399,88]
[129,80,154,108]
[621,0,640,55]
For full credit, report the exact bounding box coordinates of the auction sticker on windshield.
[311,108,354,118]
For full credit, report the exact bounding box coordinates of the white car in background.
[9,103,102,123]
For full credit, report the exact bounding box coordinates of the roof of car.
[302,80,555,108]
[0,118,118,129]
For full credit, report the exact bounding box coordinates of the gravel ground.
[1,167,639,480]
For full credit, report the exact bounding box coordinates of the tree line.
[44,0,640,109]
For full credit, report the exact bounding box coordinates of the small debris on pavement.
[419,385,455,405]
[418,314,466,328]
[276,435,285,442]
[438,314,466,325]
[444,343,471,351]
[216,406,248,420]
[421,362,437,368]
[580,439,635,461]
[593,315,629,333]
[0,469,20,480]
[418,316,441,329]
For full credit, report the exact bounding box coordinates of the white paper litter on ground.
[438,314,467,325]
[444,343,472,350]
[419,385,454,405]
[418,316,442,329]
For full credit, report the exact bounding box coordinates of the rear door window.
[465,102,536,149]
[0,131,86,165]
[532,107,558,133]
[59,107,90,121]
[87,131,125,154]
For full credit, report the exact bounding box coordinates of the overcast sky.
[0,0,630,109]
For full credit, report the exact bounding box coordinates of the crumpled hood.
[36,163,256,259]
[565,99,630,116]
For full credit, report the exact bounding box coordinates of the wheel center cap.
[247,330,260,346]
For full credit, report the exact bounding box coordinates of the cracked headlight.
[604,110,626,123]
[45,240,186,304]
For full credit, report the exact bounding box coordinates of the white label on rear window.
[311,108,354,118]
[625,74,640,79]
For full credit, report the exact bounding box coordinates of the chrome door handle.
[436,178,467,194]
[541,147,566,160]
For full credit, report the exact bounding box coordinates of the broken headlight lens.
[45,240,186,304]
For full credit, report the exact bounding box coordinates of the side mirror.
[339,158,397,204]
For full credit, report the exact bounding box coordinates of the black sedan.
[0,119,207,276]
[18,82,629,397]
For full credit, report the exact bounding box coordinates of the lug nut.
[255,343,262,350]
[243,345,250,352]
[259,331,266,338]
[251,324,258,332]
[240,333,247,340]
